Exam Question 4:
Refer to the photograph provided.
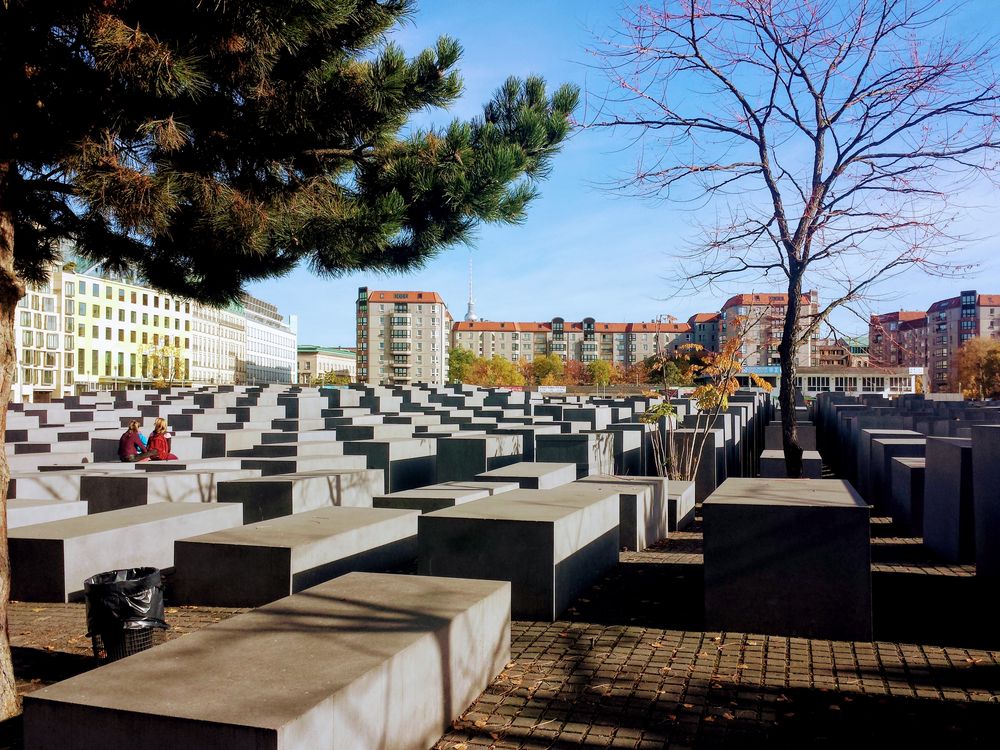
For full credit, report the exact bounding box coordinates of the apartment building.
[297,345,356,384]
[897,316,929,372]
[12,277,69,403]
[868,292,1000,392]
[814,336,869,368]
[10,262,298,400]
[192,302,247,385]
[51,267,194,392]
[718,292,819,367]
[355,288,451,385]
[242,294,298,385]
[869,311,927,367]
[450,318,693,366]
[687,313,720,351]
[925,291,1000,392]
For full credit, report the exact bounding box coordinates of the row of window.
[69,280,190,314]
[76,303,188,330]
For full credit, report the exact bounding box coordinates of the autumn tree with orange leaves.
[641,318,771,481]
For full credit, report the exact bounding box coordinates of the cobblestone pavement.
[6,518,999,749]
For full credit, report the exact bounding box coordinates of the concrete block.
[435,434,523,482]
[239,455,368,476]
[667,480,696,531]
[10,503,243,602]
[870,438,926,512]
[23,572,510,750]
[344,438,437,493]
[759,449,822,479]
[923,437,975,563]
[79,470,262,513]
[856,429,922,502]
[535,433,615,478]
[890,457,925,536]
[575,475,666,551]
[418,486,620,620]
[475,462,577,490]
[217,470,382,524]
[174,507,419,606]
[972,425,1000,578]
[8,499,89,528]
[703,478,871,641]
[489,424,562,461]
[373,481,519,514]
[765,422,816,451]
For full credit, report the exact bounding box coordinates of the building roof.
[688,312,721,324]
[979,294,1000,306]
[898,317,928,332]
[722,293,812,308]
[451,320,692,334]
[872,310,926,323]
[366,290,446,304]
[298,345,355,357]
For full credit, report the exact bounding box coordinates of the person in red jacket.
[146,417,178,461]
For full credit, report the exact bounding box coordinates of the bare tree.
[588,0,999,475]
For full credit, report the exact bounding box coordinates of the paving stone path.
[6,516,998,750]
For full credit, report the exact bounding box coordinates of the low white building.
[297,345,356,384]
[740,365,925,399]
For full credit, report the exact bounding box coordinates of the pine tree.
[0,0,578,716]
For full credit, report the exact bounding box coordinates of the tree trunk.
[778,267,804,478]
[0,162,24,718]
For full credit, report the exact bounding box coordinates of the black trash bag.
[84,567,169,636]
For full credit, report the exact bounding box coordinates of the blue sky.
[248,0,1000,347]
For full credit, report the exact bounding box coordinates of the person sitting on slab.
[146,417,178,461]
[118,420,157,462]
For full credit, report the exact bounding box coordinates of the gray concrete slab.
[22,572,510,750]
[79,470,263,513]
[759,449,822,479]
[343,437,437,493]
[435,434,523,482]
[418,485,620,620]
[239,454,368,476]
[534,433,615,479]
[174,507,419,606]
[474,462,578,490]
[8,499,89,528]
[703,478,871,641]
[10,503,243,602]
[923,437,975,563]
[890,457,926,537]
[217,470,381,524]
[972,425,1000,579]
[575,475,666,551]
[870,438,926,513]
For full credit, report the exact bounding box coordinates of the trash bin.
[84,567,168,663]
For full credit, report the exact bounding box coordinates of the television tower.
[464,253,480,322]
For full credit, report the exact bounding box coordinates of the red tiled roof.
[688,312,721,324]
[722,293,811,308]
[899,316,928,331]
[366,290,446,304]
[979,294,1000,306]
[872,310,926,323]
[451,320,692,333]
